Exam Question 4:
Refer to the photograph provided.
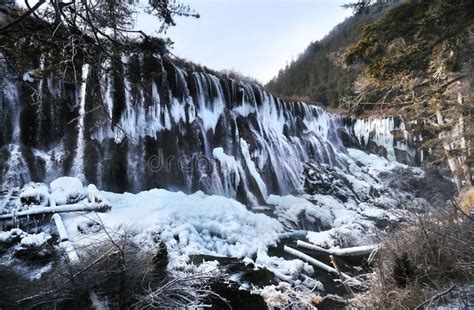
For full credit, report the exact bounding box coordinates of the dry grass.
[460,188,474,214]
[350,202,474,309]
[0,229,224,309]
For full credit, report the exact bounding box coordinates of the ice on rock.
[255,249,314,281]
[50,177,85,205]
[267,195,334,228]
[65,189,283,264]
[20,183,50,206]
[212,147,241,197]
[240,139,268,199]
[20,232,51,248]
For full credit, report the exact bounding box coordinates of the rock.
[13,232,56,265]
[317,294,347,309]
[19,183,49,206]
[151,241,168,274]
[50,177,85,205]
[207,280,267,310]
[0,228,26,254]
[337,128,360,148]
[303,162,360,203]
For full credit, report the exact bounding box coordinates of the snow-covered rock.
[50,177,85,205]
[19,183,49,206]
[20,232,51,248]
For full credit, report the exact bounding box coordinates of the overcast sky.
[137,0,352,83]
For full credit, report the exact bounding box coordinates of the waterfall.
[0,54,422,203]
[71,64,89,181]
[348,116,423,165]
[0,70,30,188]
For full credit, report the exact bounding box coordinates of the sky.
[137,0,352,84]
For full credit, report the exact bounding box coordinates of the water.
[0,54,420,203]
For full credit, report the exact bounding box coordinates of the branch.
[283,245,361,286]
[0,0,47,33]
[296,240,379,257]
[415,285,456,309]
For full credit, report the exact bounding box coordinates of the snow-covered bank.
[0,145,454,295]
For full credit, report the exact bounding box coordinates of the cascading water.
[0,54,421,204]
[0,60,30,188]
[71,64,89,181]
[346,116,425,165]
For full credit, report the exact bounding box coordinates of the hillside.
[265,1,400,107]
[268,0,473,188]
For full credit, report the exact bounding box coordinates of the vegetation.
[350,202,473,309]
[0,228,225,309]
[0,0,198,81]
[266,1,399,107]
[344,0,473,188]
[268,0,473,188]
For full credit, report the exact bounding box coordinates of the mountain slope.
[265,2,399,107]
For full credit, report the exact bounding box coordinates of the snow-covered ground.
[0,146,436,292]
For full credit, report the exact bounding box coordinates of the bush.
[350,202,473,309]
[0,228,224,309]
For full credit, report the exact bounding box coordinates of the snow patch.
[50,177,85,205]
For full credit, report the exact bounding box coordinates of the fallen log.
[296,240,378,257]
[0,202,111,221]
[52,213,79,262]
[283,245,361,286]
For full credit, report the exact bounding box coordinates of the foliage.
[0,228,224,309]
[343,0,473,185]
[345,0,473,82]
[343,0,395,14]
[0,0,198,81]
[266,1,397,107]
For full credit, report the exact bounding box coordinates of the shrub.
[1,228,224,309]
[350,202,473,309]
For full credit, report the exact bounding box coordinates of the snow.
[19,183,49,206]
[64,189,284,269]
[0,228,26,242]
[22,70,35,82]
[267,195,334,228]
[255,249,314,281]
[50,177,84,205]
[20,232,51,248]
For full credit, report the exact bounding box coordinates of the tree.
[342,0,394,15]
[344,0,474,189]
[0,0,199,77]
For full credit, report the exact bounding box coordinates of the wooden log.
[283,245,361,286]
[52,213,79,262]
[0,202,111,221]
[296,240,378,257]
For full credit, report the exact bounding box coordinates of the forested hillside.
[266,1,400,107]
[268,0,473,188]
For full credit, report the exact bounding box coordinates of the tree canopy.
[0,0,198,78]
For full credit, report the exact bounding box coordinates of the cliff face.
[0,50,423,204]
[345,0,473,188]
[267,0,473,187]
